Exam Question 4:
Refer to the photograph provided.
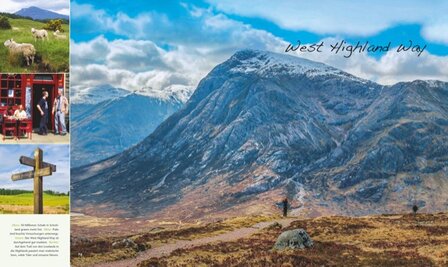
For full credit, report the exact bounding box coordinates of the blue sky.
[70,0,448,95]
[0,145,70,193]
[72,0,448,56]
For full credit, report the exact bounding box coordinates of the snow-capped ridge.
[415,80,447,88]
[72,84,194,105]
[228,49,366,82]
[140,84,194,104]
[71,85,129,105]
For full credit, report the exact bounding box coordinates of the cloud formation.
[71,1,448,100]
[71,5,286,95]
[71,36,219,94]
[206,0,448,45]
[290,38,448,84]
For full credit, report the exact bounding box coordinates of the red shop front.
[0,74,65,131]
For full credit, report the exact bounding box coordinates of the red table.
[19,119,33,140]
[2,117,32,140]
[2,117,17,140]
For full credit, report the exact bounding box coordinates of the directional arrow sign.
[19,156,56,172]
[11,167,52,181]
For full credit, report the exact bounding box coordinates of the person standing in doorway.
[37,91,49,135]
[52,89,68,136]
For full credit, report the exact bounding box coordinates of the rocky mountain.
[15,6,69,20]
[71,50,448,219]
[71,91,185,168]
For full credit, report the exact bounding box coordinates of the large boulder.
[112,238,147,252]
[273,229,313,249]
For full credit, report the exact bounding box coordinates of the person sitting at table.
[3,106,16,139]
[4,106,14,118]
[13,105,28,138]
[13,105,27,120]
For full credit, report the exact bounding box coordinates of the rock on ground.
[273,229,313,249]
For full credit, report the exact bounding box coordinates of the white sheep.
[53,30,67,40]
[31,28,49,41]
[4,39,36,66]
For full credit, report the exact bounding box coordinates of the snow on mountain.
[139,84,195,104]
[71,85,129,105]
[227,49,367,82]
[71,50,448,219]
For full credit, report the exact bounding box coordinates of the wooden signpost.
[11,148,57,214]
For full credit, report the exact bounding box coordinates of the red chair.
[3,118,17,140]
[19,119,32,140]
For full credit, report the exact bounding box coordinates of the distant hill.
[15,6,69,21]
[71,90,186,168]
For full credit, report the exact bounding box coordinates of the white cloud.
[71,37,218,95]
[421,20,448,45]
[71,2,166,39]
[206,0,448,44]
[70,36,110,65]
[70,2,111,32]
[55,8,69,16]
[0,0,69,14]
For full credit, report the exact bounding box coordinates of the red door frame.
[25,74,65,131]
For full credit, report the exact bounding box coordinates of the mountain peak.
[226,49,355,80]
[15,6,68,20]
[18,6,43,11]
[232,49,320,65]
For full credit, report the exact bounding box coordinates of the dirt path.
[93,218,294,267]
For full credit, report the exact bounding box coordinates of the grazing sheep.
[31,28,48,41]
[4,39,36,66]
[53,30,67,40]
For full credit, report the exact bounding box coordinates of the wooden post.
[34,148,43,214]
[11,148,56,214]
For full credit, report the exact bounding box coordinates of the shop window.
[0,75,22,107]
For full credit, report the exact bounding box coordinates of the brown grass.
[137,213,448,267]
[70,215,276,266]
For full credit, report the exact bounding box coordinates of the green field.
[0,18,69,72]
[0,193,69,214]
